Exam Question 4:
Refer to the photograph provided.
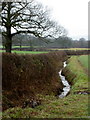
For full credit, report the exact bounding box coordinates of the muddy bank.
[62,67,76,86]
[61,61,76,87]
[64,50,90,56]
[2,51,67,110]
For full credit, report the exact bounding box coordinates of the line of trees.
[1,0,67,53]
[50,37,88,48]
[7,34,88,49]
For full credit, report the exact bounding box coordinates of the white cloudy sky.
[37,0,89,40]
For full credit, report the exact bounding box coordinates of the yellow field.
[50,48,90,51]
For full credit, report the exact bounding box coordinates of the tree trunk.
[5,26,12,53]
[5,36,12,53]
[5,3,12,53]
[20,40,22,51]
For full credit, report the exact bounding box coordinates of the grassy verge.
[78,55,89,70]
[66,56,88,92]
[2,56,89,118]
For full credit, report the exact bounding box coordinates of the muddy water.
[59,61,70,98]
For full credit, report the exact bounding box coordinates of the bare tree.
[1,0,66,53]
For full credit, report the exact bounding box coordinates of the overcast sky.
[37,0,89,40]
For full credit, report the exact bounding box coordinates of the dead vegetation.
[2,51,67,110]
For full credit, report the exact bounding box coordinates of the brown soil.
[61,67,76,86]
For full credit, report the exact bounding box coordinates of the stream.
[59,61,70,98]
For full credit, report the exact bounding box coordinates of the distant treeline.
[2,34,89,49]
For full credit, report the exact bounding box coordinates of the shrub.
[2,51,67,110]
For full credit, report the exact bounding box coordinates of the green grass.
[0,46,89,50]
[12,46,32,48]
[2,94,88,118]
[0,50,48,54]
[0,50,5,52]
[67,56,88,92]
[2,56,89,118]
[0,46,42,48]
[78,55,89,70]
[12,46,41,48]
[12,50,49,54]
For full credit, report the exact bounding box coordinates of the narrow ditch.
[58,61,70,98]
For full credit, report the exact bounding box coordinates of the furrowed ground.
[2,55,89,118]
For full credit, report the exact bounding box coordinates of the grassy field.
[0,50,49,54]
[2,55,89,118]
[0,46,90,50]
[50,48,90,51]
[0,47,89,55]
[78,55,89,70]
[12,50,49,54]
[0,46,39,48]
